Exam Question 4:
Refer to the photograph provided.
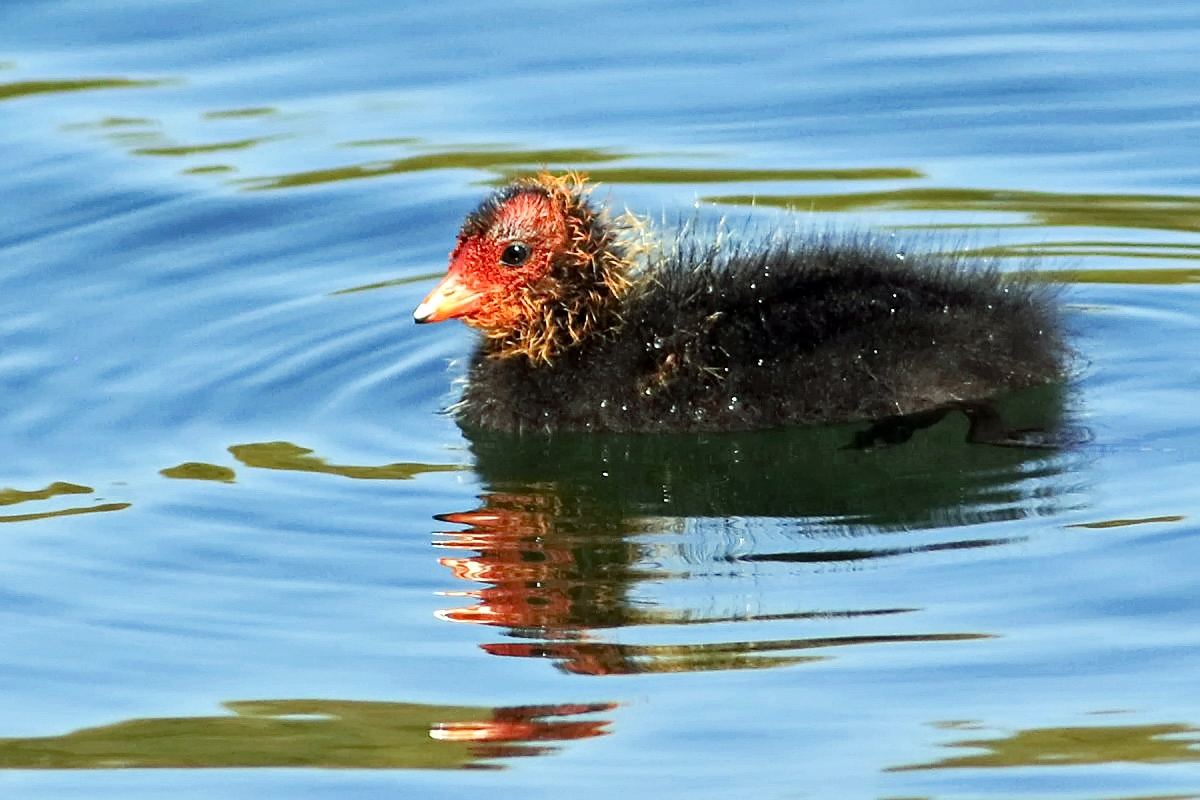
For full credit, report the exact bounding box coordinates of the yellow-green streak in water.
[0,78,166,101]
[160,462,238,483]
[331,271,446,296]
[967,242,1200,263]
[203,107,278,119]
[0,503,130,524]
[889,721,1200,771]
[239,148,633,191]
[1067,515,1186,529]
[0,482,93,506]
[0,699,613,769]
[498,166,924,185]
[704,187,1200,235]
[229,442,462,480]
[132,136,281,157]
[1035,268,1200,284]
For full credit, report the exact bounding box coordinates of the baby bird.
[414,173,1065,435]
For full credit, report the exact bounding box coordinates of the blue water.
[3,0,1200,797]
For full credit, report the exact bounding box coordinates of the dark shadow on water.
[460,383,1074,526]
[433,384,1086,675]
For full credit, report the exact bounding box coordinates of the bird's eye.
[500,242,531,267]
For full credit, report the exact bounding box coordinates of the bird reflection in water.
[431,702,616,760]
[433,385,1083,676]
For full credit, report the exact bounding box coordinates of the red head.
[414,186,568,329]
[414,173,632,362]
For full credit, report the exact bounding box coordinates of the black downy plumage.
[415,174,1066,435]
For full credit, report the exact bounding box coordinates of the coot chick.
[414,173,1065,434]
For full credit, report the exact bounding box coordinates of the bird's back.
[458,235,1065,433]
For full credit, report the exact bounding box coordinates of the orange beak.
[413,272,485,324]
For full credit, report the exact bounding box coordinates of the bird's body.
[415,173,1065,435]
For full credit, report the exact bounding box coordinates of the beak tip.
[413,273,481,325]
[412,299,438,324]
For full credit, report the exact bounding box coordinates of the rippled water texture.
[2,1,1200,798]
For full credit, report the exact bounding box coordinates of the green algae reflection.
[503,166,924,185]
[1035,267,1200,285]
[229,441,461,480]
[160,462,237,483]
[705,187,1200,238]
[0,481,129,523]
[0,77,165,102]
[890,721,1200,771]
[0,699,615,769]
[0,481,93,506]
[240,147,631,191]
[159,443,461,484]
[132,136,281,157]
[331,271,445,296]
[202,107,278,119]
[240,147,922,192]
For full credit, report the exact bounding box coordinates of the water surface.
[2,1,1200,798]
